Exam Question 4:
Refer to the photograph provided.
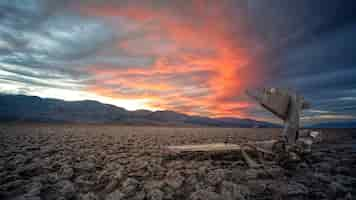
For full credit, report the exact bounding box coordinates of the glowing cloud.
[2,0,355,123]
[78,1,259,117]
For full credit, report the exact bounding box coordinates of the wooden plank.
[166,140,277,155]
[166,143,242,153]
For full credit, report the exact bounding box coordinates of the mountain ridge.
[0,94,278,127]
[305,121,356,128]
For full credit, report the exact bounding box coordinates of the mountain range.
[306,121,356,129]
[0,94,278,127]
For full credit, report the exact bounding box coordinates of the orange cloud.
[78,1,261,117]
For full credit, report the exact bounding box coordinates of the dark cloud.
[0,0,118,91]
[0,0,355,123]
[245,0,356,123]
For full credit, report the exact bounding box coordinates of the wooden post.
[246,88,309,145]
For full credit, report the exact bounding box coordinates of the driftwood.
[246,88,310,144]
[165,141,276,166]
[166,143,242,154]
[165,88,321,168]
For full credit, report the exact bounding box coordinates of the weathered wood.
[247,88,290,120]
[241,147,261,168]
[166,143,242,153]
[165,141,277,168]
[166,140,277,155]
[246,88,311,144]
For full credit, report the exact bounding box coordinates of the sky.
[0,0,356,124]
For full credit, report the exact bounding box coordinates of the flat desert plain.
[0,124,355,200]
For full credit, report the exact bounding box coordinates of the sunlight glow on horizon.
[0,82,154,111]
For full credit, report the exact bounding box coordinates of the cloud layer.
[1,0,356,124]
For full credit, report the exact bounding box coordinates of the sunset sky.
[1,1,356,124]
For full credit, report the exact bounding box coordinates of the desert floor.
[0,124,355,200]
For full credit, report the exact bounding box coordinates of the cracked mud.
[0,124,355,200]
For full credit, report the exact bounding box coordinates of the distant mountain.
[0,94,277,127]
[306,121,356,128]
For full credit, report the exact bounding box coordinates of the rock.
[122,178,139,196]
[279,151,302,170]
[247,180,268,195]
[333,174,356,188]
[18,163,42,177]
[309,152,324,163]
[131,191,146,200]
[47,173,59,184]
[113,168,125,181]
[161,186,175,200]
[147,163,166,179]
[79,192,99,200]
[75,161,96,171]
[106,189,125,200]
[295,162,309,172]
[104,179,118,193]
[231,169,246,183]
[1,179,27,194]
[59,165,74,180]
[314,162,333,173]
[15,194,42,200]
[244,169,265,180]
[143,181,165,191]
[190,190,223,200]
[186,175,199,190]
[345,192,352,200]
[25,181,42,196]
[206,169,225,186]
[96,170,111,189]
[166,174,184,190]
[197,166,207,177]
[220,181,248,200]
[287,182,308,196]
[10,154,28,168]
[313,173,332,183]
[147,189,164,200]
[106,162,123,172]
[334,166,350,175]
[309,190,328,199]
[55,180,76,199]
[75,174,95,192]
[328,181,348,198]
[269,182,307,199]
[266,166,284,179]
